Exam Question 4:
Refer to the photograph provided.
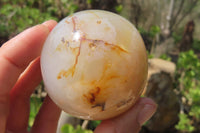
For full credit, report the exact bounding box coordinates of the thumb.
[94,97,157,133]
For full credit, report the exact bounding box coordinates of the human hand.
[0,20,156,133]
[94,97,157,133]
[0,20,61,133]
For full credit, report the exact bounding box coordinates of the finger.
[7,19,57,97]
[0,25,48,96]
[94,98,157,133]
[42,20,57,31]
[0,20,57,95]
[1,20,57,48]
[0,20,57,132]
[0,24,48,133]
[31,96,61,133]
[6,57,42,133]
[6,20,57,132]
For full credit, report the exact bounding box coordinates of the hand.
[94,97,157,133]
[0,20,157,133]
[0,20,61,133]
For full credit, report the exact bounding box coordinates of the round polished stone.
[41,10,148,120]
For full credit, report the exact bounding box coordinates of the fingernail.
[42,21,51,31]
[42,20,57,31]
[137,104,157,125]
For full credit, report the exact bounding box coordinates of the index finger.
[0,20,57,96]
[0,20,57,132]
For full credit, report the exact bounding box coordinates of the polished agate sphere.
[41,10,147,120]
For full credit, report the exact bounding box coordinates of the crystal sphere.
[41,10,147,120]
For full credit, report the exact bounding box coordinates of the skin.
[0,20,157,133]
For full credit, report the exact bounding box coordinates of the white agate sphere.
[41,10,148,120]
